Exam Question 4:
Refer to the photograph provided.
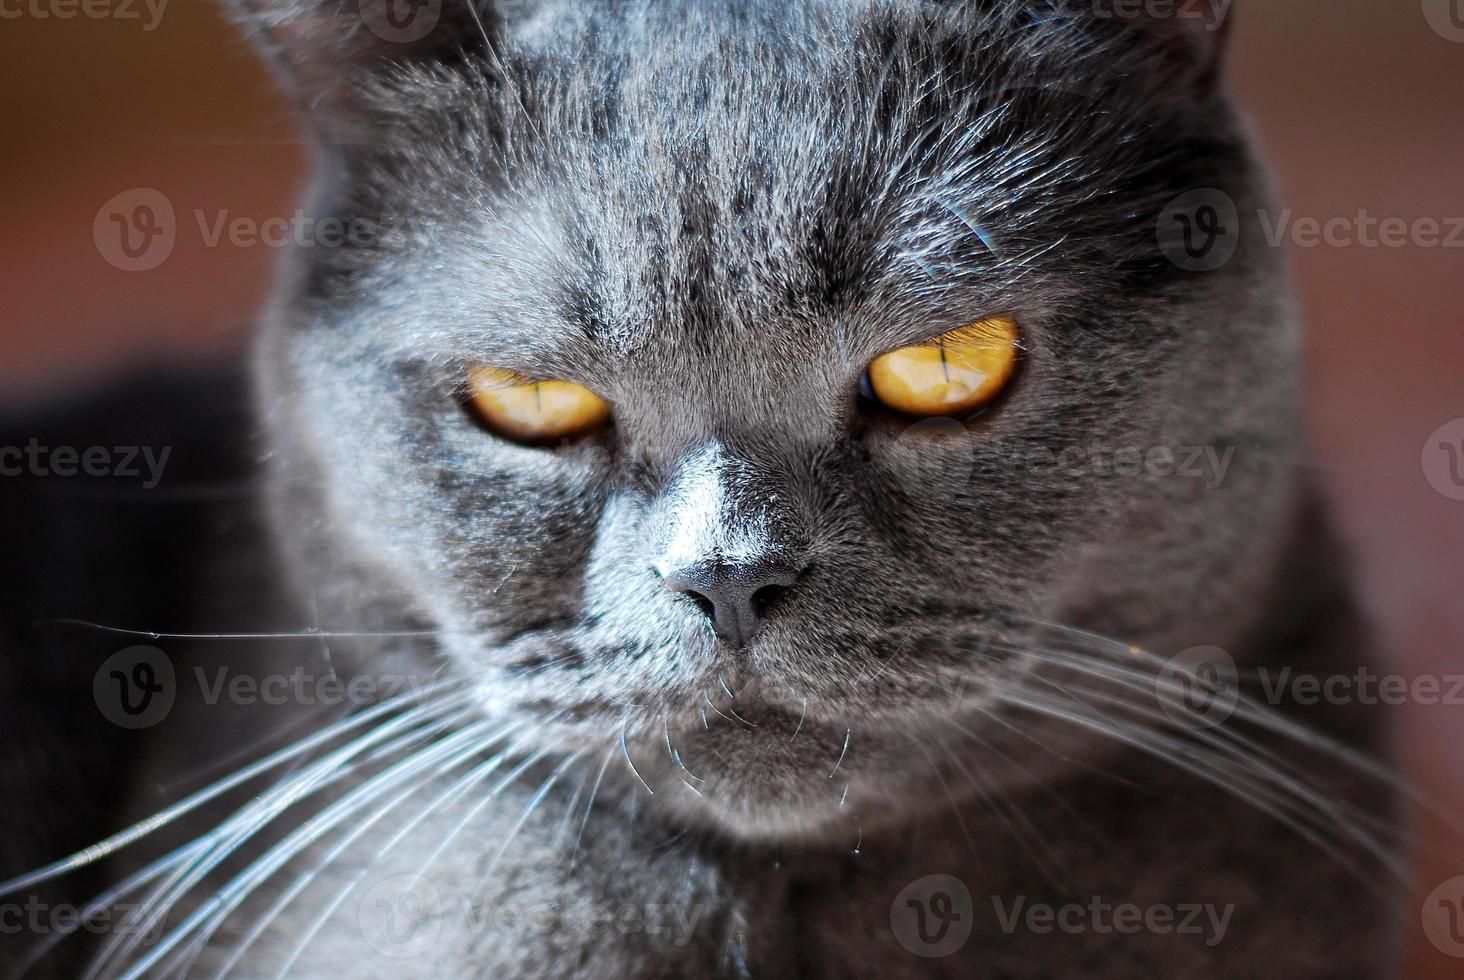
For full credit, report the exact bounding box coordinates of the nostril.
[680,588,717,621]
[750,583,787,619]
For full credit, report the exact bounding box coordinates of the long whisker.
[19,699,471,975]
[1008,614,1423,796]
[469,752,585,905]
[0,678,467,901]
[911,734,981,864]
[984,614,1447,845]
[206,778,432,980]
[113,719,503,979]
[937,717,1074,889]
[989,683,1406,890]
[255,728,541,980]
[9,838,215,978]
[571,746,617,871]
[553,765,594,850]
[40,618,462,641]
[87,699,479,978]
[620,722,655,795]
[996,639,1419,864]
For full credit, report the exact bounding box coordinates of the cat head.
[237,0,1295,838]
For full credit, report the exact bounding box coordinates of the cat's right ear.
[220,0,505,116]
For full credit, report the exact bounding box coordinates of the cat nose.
[659,556,805,648]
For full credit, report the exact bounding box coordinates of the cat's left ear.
[220,0,512,115]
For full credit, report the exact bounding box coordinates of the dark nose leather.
[661,556,804,647]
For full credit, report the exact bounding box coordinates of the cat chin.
[640,760,886,843]
[636,753,982,844]
[603,712,945,843]
[600,687,1136,843]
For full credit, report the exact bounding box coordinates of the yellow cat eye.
[865,315,1021,417]
[467,366,612,444]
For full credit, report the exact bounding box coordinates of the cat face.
[246,0,1296,837]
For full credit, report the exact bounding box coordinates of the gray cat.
[0,0,1409,976]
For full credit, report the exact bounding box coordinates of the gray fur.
[17,0,1406,975]
[259,0,1295,835]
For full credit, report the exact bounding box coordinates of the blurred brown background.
[2,0,1462,974]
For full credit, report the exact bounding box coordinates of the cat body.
[0,0,1406,976]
